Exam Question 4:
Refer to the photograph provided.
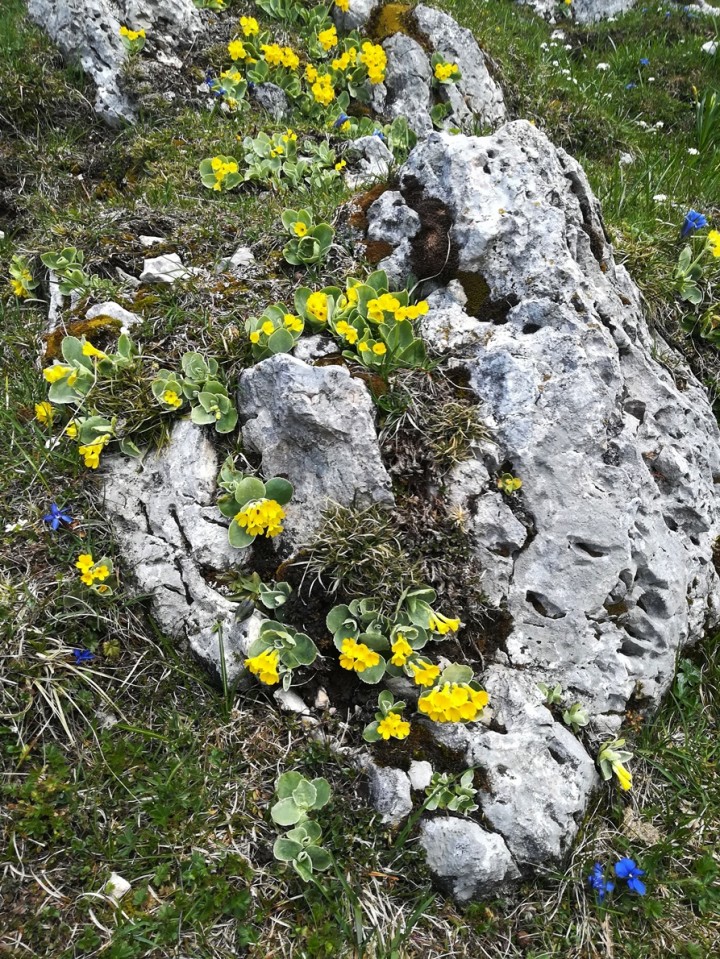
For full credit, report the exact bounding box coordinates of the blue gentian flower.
[334,112,350,128]
[43,503,72,531]
[372,130,386,140]
[639,58,650,66]
[73,648,95,664]
[615,858,646,895]
[625,82,637,90]
[681,209,708,237]
[588,863,615,901]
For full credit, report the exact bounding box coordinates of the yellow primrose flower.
[34,401,54,425]
[377,712,410,740]
[311,74,335,106]
[708,230,720,258]
[335,320,358,344]
[335,159,346,171]
[434,62,459,82]
[418,683,489,723]
[428,611,461,635]
[249,331,261,344]
[245,648,281,685]
[282,129,297,142]
[318,26,338,51]
[395,300,429,321]
[294,221,308,237]
[284,313,303,332]
[409,659,441,687]
[360,41,387,84]
[240,16,259,37]
[335,0,350,11]
[614,763,632,791]
[358,341,370,352]
[235,498,286,538]
[306,291,329,323]
[339,638,380,673]
[305,64,319,83]
[390,635,413,666]
[78,435,110,469]
[64,420,78,439]
[228,39,248,61]
[162,389,182,409]
[372,342,387,356]
[75,554,95,574]
[281,47,300,70]
[261,320,275,336]
[43,364,73,384]
[82,341,107,360]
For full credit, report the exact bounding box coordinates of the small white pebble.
[655,121,664,129]
[702,41,718,56]
[104,874,131,902]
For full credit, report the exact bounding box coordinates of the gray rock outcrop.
[365,120,720,888]
[237,354,394,545]
[102,420,262,684]
[27,0,200,125]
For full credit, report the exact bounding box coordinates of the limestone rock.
[27,0,200,125]
[517,0,637,21]
[140,253,196,285]
[360,759,412,825]
[418,818,520,902]
[85,301,141,329]
[412,5,506,130]
[378,34,433,137]
[237,354,394,545]
[344,136,395,190]
[102,420,263,684]
[367,190,421,246]
[250,82,290,121]
[408,760,433,791]
[218,246,255,273]
[332,0,382,32]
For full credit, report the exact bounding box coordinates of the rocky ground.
[1,1,720,957]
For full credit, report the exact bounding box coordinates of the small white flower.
[564,44,573,51]
[655,121,664,129]
[552,60,559,67]
[636,120,649,128]
[619,152,634,167]
[648,76,655,82]
[688,148,699,156]
[540,42,548,50]
[551,29,566,40]
[597,62,610,71]
[652,194,668,202]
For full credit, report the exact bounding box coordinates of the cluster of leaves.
[271,772,333,881]
[41,246,114,297]
[246,620,319,690]
[151,351,238,433]
[281,207,334,266]
[424,770,478,814]
[538,682,590,734]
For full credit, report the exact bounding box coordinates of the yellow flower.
[339,638,380,673]
[162,389,182,408]
[234,498,286,538]
[358,341,370,352]
[311,74,335,106]
[93,565,110,582]
[240,16,259,37]
[261,43,284,67]
[306,291,329,323]
[395,300,429,321]
[335,0,350,11]
[434,62,459,82]
[428,611,461,635]
[367,294,400,322]
[261,320,275,336]
[64,420,78,439]
[318,26,338,51]
[281,47,300,70]
[282,129,297,142]
[284,313,303,332]
[294,221,308,237]
[249,331,261,344]
[708,230,720,258]
[82,341,107,360]
[43,364,73,384]
[409,659,440,687]
[346,284,359,305]
[418,683,489,723]
[390,635,413,667]
[305,64,319,83]
[377,713,411,740]
[75,554,94,574]
[10,278,28,298]
[228,39,248,60]
[245,648,281,685]
[78,434,109,469]
[372,342,387,356]
[614,763,632,791]
[335,320,358,344]
[335,159,346,171]
[34,401,54,425]
[360,41,387,85]
[340,119,351,132]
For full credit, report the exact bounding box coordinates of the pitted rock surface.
[27,0,200,124]
[365,120,720,887]
[102,420,262,684]
[237,354,394,546]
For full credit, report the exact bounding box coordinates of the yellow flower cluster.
[210,156,239,191]
[367,294,429,323]
[79,434,110,469]
[10,266,33,298]
[331,47,357,71]
[318,26,338,51]
[339,638,380,673]
[428,611,461,635]
[75,553,110,587]
[240,16,259,37]
[311,74,335,106]
[335,320,358,344]
[360,41,386,85]
[119,25,145,42]
[262,44,299,70]
[245,648,280,685]
[82,341,107,360]
[377,713,411,740]
[434,62,459,82]
[234,498,286,538]
[335,0,350,11]
[306,291,329,322]
[43,364,77,385]
[709,230,720,258]
[228,39,249,60]
[409,659,441,687]
[358,341,387,356]
[418,683,489,723]
[390,635,413,666]
[283,313,303,332]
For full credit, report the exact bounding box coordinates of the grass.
[1,0,719,957]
